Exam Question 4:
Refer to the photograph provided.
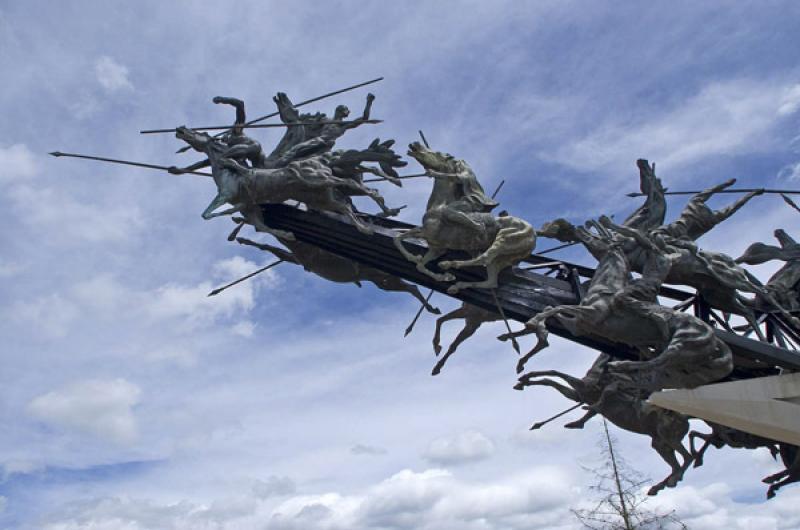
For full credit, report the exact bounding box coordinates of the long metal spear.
[176,76,383,153]
[142,119,383,135]
[207,259,284,297]
[782,193,800,214]
[49,151,212,177]
[529,403,583,430]
[627,187,800,197]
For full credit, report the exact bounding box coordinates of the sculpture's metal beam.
[260,203,800,374]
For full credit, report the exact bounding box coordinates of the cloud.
[27,379,141,445]
[0,143,37,183]
[350,444,387,456]
[422,430,495,466]
[40,467,577,530]
[549,78,800,177]
[94,56,133,92]
[252,476,297,499]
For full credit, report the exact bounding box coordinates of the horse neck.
[426,177,457,210]
[585,247,629,296]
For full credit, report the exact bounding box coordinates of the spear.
[403,130,437,337]
[207,259,284,297]
[364,172,428,184]
[782,193,800,214]
[626,187,800,197]
[141,119,383,135]
[492,287,520,354]
[49,151,212,177]
[176,76,384,153]
[529,403,583,430]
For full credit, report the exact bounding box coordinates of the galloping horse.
[515,353,694,496]
[174,127,401,235]
[501,218,733,392]
[394,143,535,293]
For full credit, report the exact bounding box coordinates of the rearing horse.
[394,143,535,293]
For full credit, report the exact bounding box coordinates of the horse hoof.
[428,306,442,315]
[447,286,460,295]
[442,273,456,282]
[433,345,442,355]
[431,364,443,376]
[439,261,453,270]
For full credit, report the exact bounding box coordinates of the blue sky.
[2,1,800,528]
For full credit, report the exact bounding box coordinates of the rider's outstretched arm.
[213,96,246,125]
[169,158,211,174]
[344,93,375,131]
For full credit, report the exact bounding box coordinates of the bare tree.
[572,419,688,530]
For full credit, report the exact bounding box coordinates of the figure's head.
[175,126,212,151]
[334,105,350,120]
[407,142,462,174]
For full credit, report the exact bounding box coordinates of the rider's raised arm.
[344,93,375,130]
[213,96,246,126]
[273,92,301,124]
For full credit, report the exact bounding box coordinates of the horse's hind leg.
[432,306,471,354]
[447,262,502,294]
[648,441,685,495]
[432,318,484,375]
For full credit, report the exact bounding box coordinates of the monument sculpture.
[52,79,800,499]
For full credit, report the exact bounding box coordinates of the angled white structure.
[649,373,800,445]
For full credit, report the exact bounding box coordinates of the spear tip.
[207,289,222,297]
[49,151,63,157]
[626,192,639,198]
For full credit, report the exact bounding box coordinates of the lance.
[783,194,800,214]
[626,187,800,197]
[207,259,284,297]
[176,76,384,153]
[529,403,583,430]
[364,172,428,184]
[141,119,383,135]
[49,151,212,177]
[403,131,437,337]
[492,287,520,354]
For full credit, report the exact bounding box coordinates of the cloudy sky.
[2,1,800,528]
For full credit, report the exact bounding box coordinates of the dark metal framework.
[261,204,800,377]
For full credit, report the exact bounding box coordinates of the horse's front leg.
[394,229,426,264]
[202,194,233,219]
[415,247,454,282]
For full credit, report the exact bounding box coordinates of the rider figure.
[274,93,376,164]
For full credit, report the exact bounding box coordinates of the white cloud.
[41,467,578,530]
[10,293,80,338]
[252,476,297,499]
[0,143,37,183]
[550,78,800,177]
[778,83,800,116]
[28,378,141,445]
[350,444,387,456]
[422,430,495,465]
[779,160,800,181]
[94,56,133,92]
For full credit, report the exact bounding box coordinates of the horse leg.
[689,431,713,468]
[432,318,484,375]
[501,306,565,373]
[201,193,231,219]
[564,409,597,429]
[514,378,581,403]
[447,262,502,294]
[394,229,426,264]
[360,270,440,314]
[648,441,685,495]
[415,247,454,282]
[432,306,472,355]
